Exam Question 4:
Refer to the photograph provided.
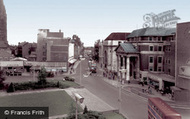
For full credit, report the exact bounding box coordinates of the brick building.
[115,28,176,91]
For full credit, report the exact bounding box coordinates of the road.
[72,59,148,119]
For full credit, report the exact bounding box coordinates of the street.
[72,59,148,119]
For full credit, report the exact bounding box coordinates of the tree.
[37,67,47,85]
[0,70,6,89]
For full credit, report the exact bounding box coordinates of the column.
[126,56,130,81]
[136,55,140,80]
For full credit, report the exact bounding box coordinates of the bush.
[6,81,71,93]
[7,83,15,93]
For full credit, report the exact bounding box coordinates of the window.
[149,37,152,41]
[158,57,162,63]
[158,67,162,72]
[149,66,153,71]
[158,37,161,41]
[158,46,162,51]
[168,59,170,64]
[168,69,171,74]
[149,46,154,51]
[168,47,171,52]
[149,57,154,63]
[165,59,167,64]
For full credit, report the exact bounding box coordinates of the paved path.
[65,87,116,112]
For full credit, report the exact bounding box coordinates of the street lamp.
[73,93,84,119]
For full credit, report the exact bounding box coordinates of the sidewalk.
[96,63,190,109]
[65,87,117,112]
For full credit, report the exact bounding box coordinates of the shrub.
[37,67,47,85]
[7,82,15,93]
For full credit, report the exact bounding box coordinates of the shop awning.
[10,57,27,61]
[148,72,175,83]
[68,58,77,64]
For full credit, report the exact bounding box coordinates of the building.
[16,42,37,61]
[103,32,130,75]
[36,29,69,72]
[98,40,104,68]
[0,0,8,49]
[0,49,14,61]
[175,22,190,102]
[115,42,139,82]
[115,28,176,91]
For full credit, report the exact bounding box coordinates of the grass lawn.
[103,112,126,119]
[0,90,83,116]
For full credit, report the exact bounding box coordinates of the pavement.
[65,87,116,112]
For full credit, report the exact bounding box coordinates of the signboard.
[143,9,180,28]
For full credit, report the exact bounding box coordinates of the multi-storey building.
[37,29,68,61]
[175,22,190,102]
[103,32,130,74]
[36,29,69,72]
[115,28,176,90]
[0,0,8,49]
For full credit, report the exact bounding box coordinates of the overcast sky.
[4,0,190,46]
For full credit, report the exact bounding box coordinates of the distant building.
[175,22,190,102]
[103,32,130,73]
[0,0,8,49]
[16,42,37,61]
[0,49,14,61]
[36,29,69,72]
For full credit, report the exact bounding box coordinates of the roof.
[127,27,176,38]
[149,97,181,117]
[115,43,139,54]
[105,32,130,41]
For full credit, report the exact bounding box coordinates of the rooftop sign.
[143,9,180,28]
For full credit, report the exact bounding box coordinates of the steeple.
[0,0,8,49]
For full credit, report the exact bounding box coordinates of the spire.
[0,0,8,48]
[0,0,6,18]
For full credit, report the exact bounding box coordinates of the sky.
[3,0,190,46]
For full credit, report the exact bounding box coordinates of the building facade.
[0,0,8,49]
[103,33,130,74]
[16,42,37,61]
[114,28,176,91]
[36,29,69,72]
[175,22,190,101]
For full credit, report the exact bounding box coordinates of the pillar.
[126,56,130,81]
[136,55,140,80]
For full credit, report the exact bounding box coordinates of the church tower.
[0,0,8,48]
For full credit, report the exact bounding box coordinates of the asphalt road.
[72,59,148,119]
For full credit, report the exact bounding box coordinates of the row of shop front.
[140,71,175,91]
[0,61,68,76]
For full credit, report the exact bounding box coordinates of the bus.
[148,97,181,119]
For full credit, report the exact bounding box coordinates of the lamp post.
[74,93,84,119]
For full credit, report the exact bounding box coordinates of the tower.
[0,0,8,49]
